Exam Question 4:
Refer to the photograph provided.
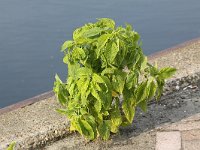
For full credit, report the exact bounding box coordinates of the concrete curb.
[0,91,54,116]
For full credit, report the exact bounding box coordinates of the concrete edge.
[0,37,200,115]
[0,91,54,115]
[148,37,200,61]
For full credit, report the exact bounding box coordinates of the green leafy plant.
[54,18,176,140]
[6,142,16,150]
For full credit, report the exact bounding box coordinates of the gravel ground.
[44,80,200,150]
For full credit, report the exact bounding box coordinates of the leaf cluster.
[54,18,176,140]
[6,142,16,150]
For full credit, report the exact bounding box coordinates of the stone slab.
[157,120,200,131]
[156,132,181,150]
[182,140,200,150]
[182,129,200,141]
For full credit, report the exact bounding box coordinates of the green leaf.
[85,115,97,139]
[138,100,147,112]
[77,67,93,77]
[135,81,148,103]
[141,56,147,71]
[61,40,73,52]
[156,77,165,100]
[69,82,76,95]
[99,90,112,110]
[148,81,157,100]
[92,73,105,84]
[98,121,111,140]
[81,79,90,105]
[112,70,127,94]
[82,27,103,38]
[159,67,176,79]
[72,47,86,60]
[6,142,16,150]
[105,39,119,63]
[54,74,68,105]
[122,88,136,123]
[110,99,122,133]
[79,119,95,140]
[126,70,138,89]
[101,67,116,75]
[63,55,69,64]
[91,87,102,112]
[68,63,80,78]
[56,108,76,118]
[97,18,115,29]
[96,34,111,57]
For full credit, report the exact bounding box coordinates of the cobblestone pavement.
[156,113,200,150]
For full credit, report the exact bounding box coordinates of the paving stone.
[158,121,200,131]
[180,114,200,122]
[182,140,200,150]
[156,131,181,150]
[182,129,200,141]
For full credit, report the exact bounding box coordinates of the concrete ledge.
[0,91,54,115]
[1,38,200,149]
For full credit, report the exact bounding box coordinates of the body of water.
[0,0,200,108]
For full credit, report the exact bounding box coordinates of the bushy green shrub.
[54,18,176,140]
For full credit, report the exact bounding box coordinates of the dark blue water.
[0,0,200,108]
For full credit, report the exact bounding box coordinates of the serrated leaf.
[6,142,16,150]
[99,90,112,110]
[82,27,103,38]
[97,18,115,29]
[56,108,76,118]
[92,73,105,83]
[138,100,147,112]
[148,81,157,100]
[69,82,76,95]
[122,88,136,123]
[85,115,97,139]
[68,63,80,78]
[126,70,138,89]
[135,81,148,103]
[159,67,176,79]
[96,34,111,57]
[104,39,119,63]
[122,101,135,124]
[73,25,92,40]
[98,121,111,140]
[80,79,90,105]
[141,56,147,71]
[101,67,116,75]
[91,87,102,112]
[156,77,165,100]
[72,47,86,60]
[79,119,95,140]
[54,74,69,105]
[63,55,69,64]
[112,70,127,94]
[77,67,93,77]
[110,99,122,133]
[61,40,73,52]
